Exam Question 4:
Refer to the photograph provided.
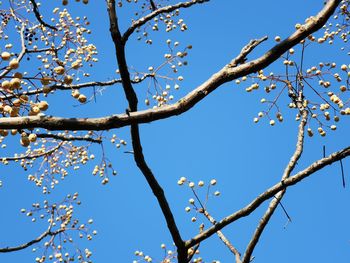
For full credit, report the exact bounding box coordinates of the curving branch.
[185,145,350,248]
[130,124,187,261]
[29,0,57,30]
[122,0,210,43]
[0,0,340,131]
[0,228,63,253]
[0,210,63,253]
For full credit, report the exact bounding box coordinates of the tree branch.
[37,133,102,143]
[0,142,63,162]
[122,0,210,43]
[242,109,308,263]
[0,210,63,253]
[227,36,268,68]
[185,144,350,248]
[29,0,57,30]
[200,209,241,263]
[107,1,186,261]
[0,228,63,253]
[0,74,152,100]
[0,0,340,131]
[131,124,187,262]
[107,0,138,111]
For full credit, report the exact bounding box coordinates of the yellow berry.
[41,77,51,85]
[78,94,87,103]
[64,75,73,85]
[54,66,65,75]
[28,133,37,142]
[20,136,30,147]
[10,78,21,89]
[38,101,49,111]
[1,51,11,60]
[13,72,23,79]
[1,80,11,89]
[9,59,19,69]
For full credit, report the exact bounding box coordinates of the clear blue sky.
[0,1,349,263]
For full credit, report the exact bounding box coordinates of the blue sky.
[0,1,350,263]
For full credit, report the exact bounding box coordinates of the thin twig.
[228,36,268,68]
[0,74,152,100]
[37,133,102,143]
[0,142,63,162]
[201,209,242,263]
[274,196,292,223]
[340,159,345,188]
[122,0,209,43]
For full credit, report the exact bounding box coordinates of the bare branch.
[107,1,186,261]
[200,209,241,263]
[242,109,308,263]
[122,0,210,43]
[0,0,340,131]
[0,228,63,253]
[26,47,60,54]
[340,159,345,187]
[29,0,57,30]
[227,36,268,68]
[0,74,152,100]
[131,124,186,261]
[37,133,102,143]
[0,142,63,162]
[107,0,138,111]
[185,144,350,248]
[0,210,62,253]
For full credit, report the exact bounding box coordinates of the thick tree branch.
[130,124,187,262]
[242,109,308,263]
[107,0,138,111]
[0,0,340,131]
[107,1,186,261]
[122,0,209,43]
[185,145,350,248]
